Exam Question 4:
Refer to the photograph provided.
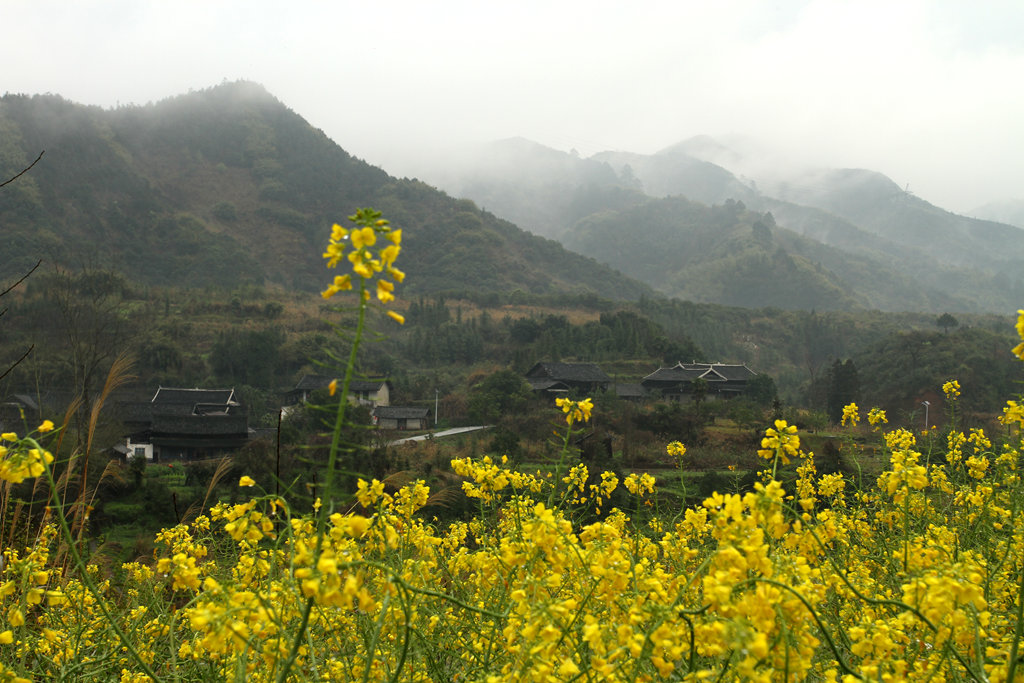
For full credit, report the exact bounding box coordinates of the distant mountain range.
[0,82,649,300]
[418,136,1024,313]
[970,199,1024,230]
[3,82,1021,314]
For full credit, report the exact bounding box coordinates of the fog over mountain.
[970,200,1024,230]
[408,134,1024,313]
[4,1,1024,216]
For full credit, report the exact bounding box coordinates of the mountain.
[755,167,1024,275]
[562,195,975,312]
[0,83,651,300]
[969,199,1024,231]
[418,137,645,242]
[413,135,1024,313]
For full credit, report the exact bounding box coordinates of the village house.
[641,362,757,401]
[524,362,613,396]
[283,374,392,408]
[122,387,250,462]
[372,405,431,430]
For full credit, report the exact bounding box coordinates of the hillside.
[413,137,1024,313]
[562,195,963,312]
[0,83,651,300]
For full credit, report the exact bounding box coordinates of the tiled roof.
[643,366,707,383]
[615,383,646,398]
[292,374,333,391]
[373,406,430,419]
[151,413,249,436]
[349,379,389,392]
[152,387,236,406]
[526,362,611,383]
[684,363,756,381]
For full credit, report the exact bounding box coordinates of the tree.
[467,370,531,424]
[826,359,860,424]
[746,373,778,406]
[936,313,959,334]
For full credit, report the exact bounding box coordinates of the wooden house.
[524,362,612,395]
[284,375,391,408]
[373,405,431,431]
[123,387,249,462]
[642,362,757,401]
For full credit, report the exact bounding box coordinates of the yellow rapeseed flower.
[239,476,256,487]
[942,379,961,399]
[350,227,376,249]
[758,419,800,465]
[554,397,594,426]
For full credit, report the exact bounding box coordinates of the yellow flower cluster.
[554,396,593,426]
[867,406,888,427]
[0,424,55,484]
[5,376,1024,682]
[666,440,686,463]
[1014,309,1024,360]
[841,402,859,426]
[942,379,961,399]
[321,208,405,324]
[757,419,800,465]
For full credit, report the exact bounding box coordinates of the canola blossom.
[841,402,859,427]
[3,392,1024,682]
[554,396,594,426]
[320,208,404,319]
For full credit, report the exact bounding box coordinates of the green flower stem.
[38,442,162,682]
[549,420,575,507]
[323,280,369,516]
[1006,558,1024,682]
[278,278,369,683]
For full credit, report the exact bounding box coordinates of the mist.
[3,0,1023,215]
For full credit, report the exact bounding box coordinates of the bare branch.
[0,150,44,189]
[0,343,34,382]
[1,259,42,299]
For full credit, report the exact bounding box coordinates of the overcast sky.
[4,0,1023,214]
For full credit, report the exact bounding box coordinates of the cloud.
[3,0,1022,212]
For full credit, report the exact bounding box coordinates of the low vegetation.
[3,210,1024,682]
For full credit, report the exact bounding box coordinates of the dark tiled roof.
[526,362,611,383]
[615,383,646,398]
[292,374,333,391]
[527,379,571,392]
[349,379,389,393]
[151,414,249,436]
[291,376,388,393]
[643,366,707,383]
[373,406,430,420]
[685,363,756,381]
[645,362,756,384]
[152,387,237,406]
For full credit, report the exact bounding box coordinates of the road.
[389,425,491,445]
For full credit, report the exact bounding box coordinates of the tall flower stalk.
[278,208,405,682]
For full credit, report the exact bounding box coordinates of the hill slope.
[0,83,651,300]
[413,137,1024,313]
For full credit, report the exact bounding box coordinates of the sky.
[4,0,1024,214]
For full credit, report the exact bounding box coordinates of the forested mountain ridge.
[414,137,1024,313]
[0,82,650,300]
